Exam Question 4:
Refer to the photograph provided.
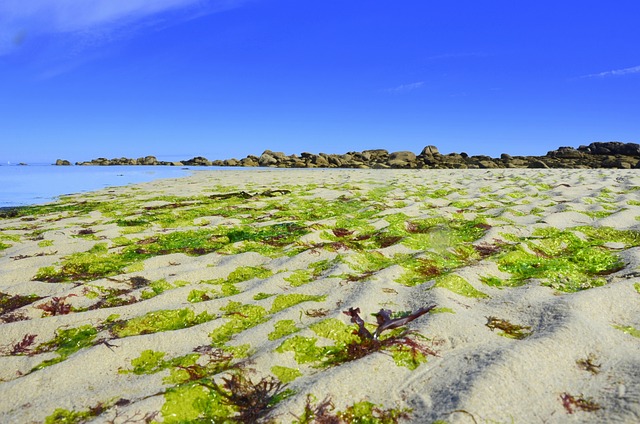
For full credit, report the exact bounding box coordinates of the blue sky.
[1,1,639,164]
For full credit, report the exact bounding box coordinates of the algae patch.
[432,274,489,298]
[111,308,215,338]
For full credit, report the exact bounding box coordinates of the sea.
[0,164,228,208]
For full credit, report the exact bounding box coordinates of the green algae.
[271,365,302,383]
[225,265,273,283]
[337,400,411,423]
[294,395,411,424]
[111,308,215,338]
[45,407,98,424]
[161,381,236,423]
[347,251,402,275]
[479,274,526,289]
[122,347,235,385]
[430,307,455,314]
[285,269,314,287]
[277,318,431,370]
[253,292,275,300]
[269,293,327,314]
[635,283,640,294]
[574,226,640,248]
[33,325,98,370]
[34,243,136,282]
[285,259,334,287]
[268,319,300,341]
[494,227,625,292]
[161,371,292,423]
[209,302,269,347]
[309,318,361,344]
[141,279,188,300]
[275,335,326,364]
[38,239,54,247]
[432,274,489,298]
[125,349,169,374]
[614,325,640,338]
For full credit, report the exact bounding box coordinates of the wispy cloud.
[0,0,246,56]
[385,81,425,94]
[581,65,640,78]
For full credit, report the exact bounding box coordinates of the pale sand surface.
[0,169,639,423]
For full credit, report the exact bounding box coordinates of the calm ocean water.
[0,165,227,207]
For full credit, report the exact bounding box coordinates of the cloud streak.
[385,81,425,94]
[0,0,245,56]
[581,65,640,78]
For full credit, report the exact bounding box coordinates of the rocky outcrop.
[60,141,640,169]
[55,159,71,166]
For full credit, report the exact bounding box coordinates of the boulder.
[258,152,279,166]
[528,159,550,169]
[55,159,71,166]
[547,146,583,159]
[420,145,440,156]
[388,151,417,168]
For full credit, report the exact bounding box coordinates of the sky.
[1,0,639,164]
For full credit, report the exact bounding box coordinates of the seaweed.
[110,308,215,338]
[560,393,601,414]
[279,306,437,369]
[36,294,78,317]
[432,274,489,298]
[209,302,269,347]
[0,292,42,315]
[160,371,292,423]
[576,355,601,375]
[33,325,98,370]
[271,365,302,383]
[211,372,293,423]
[0,334,37,356]
[293,394,411,424]
[485,316,532,339]
[495,227,628,292]
[613,324,640,338]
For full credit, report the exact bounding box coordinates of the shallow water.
[0,164,227,207]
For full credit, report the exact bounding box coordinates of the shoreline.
[1,168,639,423]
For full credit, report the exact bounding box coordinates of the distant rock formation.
[55,141,640,169]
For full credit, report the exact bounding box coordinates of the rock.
[420,145,439,156]
[258,152,278,166]
[528,159,550,169]
[55,159,71,166]
[240,157,258,167]
[477,160,499,169]
[139,156,158,165]
[183,156,212,166]
[388,151,417,168]
[578,142,640,156]
[66,141,640,170]
[546,146,583,159]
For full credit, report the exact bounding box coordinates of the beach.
[1,168,639,423]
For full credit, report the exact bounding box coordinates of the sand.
[0,168,639,423]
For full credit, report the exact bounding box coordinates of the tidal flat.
[1,168,639,423]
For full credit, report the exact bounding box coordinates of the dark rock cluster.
[56,141,640,169]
